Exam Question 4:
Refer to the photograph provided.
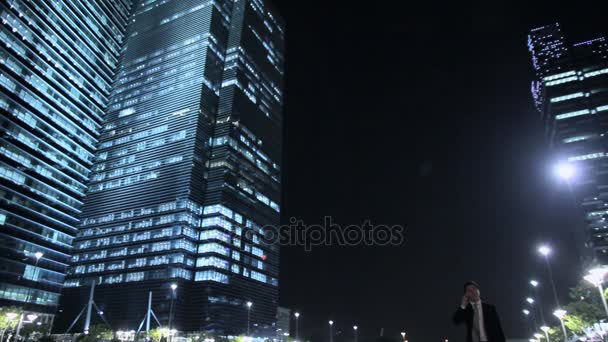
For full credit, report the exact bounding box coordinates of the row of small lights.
[328,319,416,342]
[522,243,608,342]
[542,162,608,342]
[6,252,453,341]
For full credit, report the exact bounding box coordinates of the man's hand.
[461,294,470,309]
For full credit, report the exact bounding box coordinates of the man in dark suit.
[453,281,506,342]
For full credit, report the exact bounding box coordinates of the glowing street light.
[523,309,530,315]
[529,279,546,325]
[538,245,551,257]
[353,325,358,342]
[294,312,300,341]
[400,332,406,342]
[554,162,575,180]
[540,326,551,342]
[538,244,561,310]
[584,267,608,319]
[16,251,45,340]
[169,284,177,342]
[524,298,539,332]
[553,309,568,340]
[246,302,253,336]
[553,309,566,319]
[328,320,334,342]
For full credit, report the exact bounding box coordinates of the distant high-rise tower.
[0,0,132,322]
[528,23,608,264]
[55,0,284,335]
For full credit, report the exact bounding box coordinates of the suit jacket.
[452,302,506,342]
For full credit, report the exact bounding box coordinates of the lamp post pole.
[246,302,253,336]
[538,246,560,309]
[16,252,43,341]
[553,309,568,341]
[540,326,550,342]
[168,284,177,342]
[530,280,546,325]
[294,312,300,341]
[585,269,608,319]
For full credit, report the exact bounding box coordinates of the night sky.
[271,1,607,341]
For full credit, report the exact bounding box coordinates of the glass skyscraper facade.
[0,0,132,321]
[528,23,608,264]
[54,0,284,335]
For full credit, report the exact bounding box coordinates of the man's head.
[464,280,481,302]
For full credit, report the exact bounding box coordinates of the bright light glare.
[554,162,575,180]
[538,245,551,256]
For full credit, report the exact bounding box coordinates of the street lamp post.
[523,309,537,334]
[168,284,177,342]
[16,252,44,341]
[328,320,333,342]
[584,268,608,319]
[400,332,406,342]
[530,280,546,325]
[294,312,300,341]
[353,325,358,342]
[540,326,551,342]
[554,309,568,340]
[538,245,561,309]
[246,302,253,336]
[526,297,540,332]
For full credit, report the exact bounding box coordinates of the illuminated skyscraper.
[0,0,132,322]
[528,23,608,263]
[55,0,284,335]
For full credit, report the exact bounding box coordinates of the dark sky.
[273,1,607,341]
